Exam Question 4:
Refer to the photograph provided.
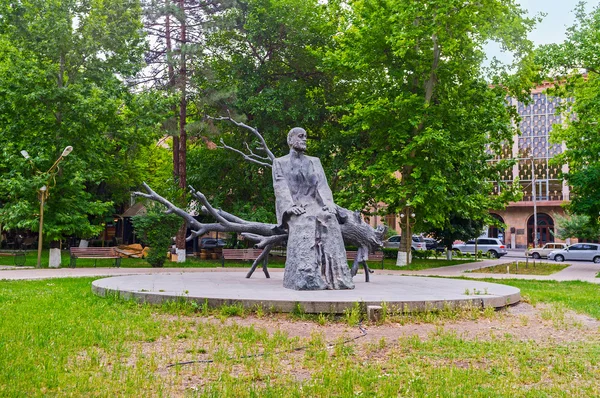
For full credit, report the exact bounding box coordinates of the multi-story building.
[490,83,570,248]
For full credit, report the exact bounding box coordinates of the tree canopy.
[317,0,536,235]
[0,0,546,247]
[537,3,600,228]
[0,0,166,241]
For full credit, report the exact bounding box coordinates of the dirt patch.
[186,302,600,345]
[125,302,600,396]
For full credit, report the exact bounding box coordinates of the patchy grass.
[486,279,600,320]
[468,261,569,275]
[1,277,600,396]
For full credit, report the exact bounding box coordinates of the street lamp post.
[397,206,416,266]
[22,146,73,268]
[36,186,47,268]
[530,155,538,248]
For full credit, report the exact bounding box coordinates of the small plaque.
[516,229,525,235]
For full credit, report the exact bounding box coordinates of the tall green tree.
[0,0,164,257]
[184,0,339,221]
[139,0,237,258]
[323,0,537,255]
[537,2,600,226]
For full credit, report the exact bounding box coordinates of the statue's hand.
[287,205,306,216]
[322,205,336,214]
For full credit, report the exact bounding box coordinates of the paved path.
[1,258,599,283]
[0,266,264,280]
[394,257,600,284]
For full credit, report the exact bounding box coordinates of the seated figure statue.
[272,127,355,290]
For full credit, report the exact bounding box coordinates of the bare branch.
[133,183,201,230]
[244,142,271,161]
[217,139,272,168]
[188,185,285,236]
[206,113,276,161]
[241,232,288,249]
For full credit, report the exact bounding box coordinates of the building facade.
[491,84,570,248]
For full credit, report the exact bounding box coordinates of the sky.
[485,0,598,64]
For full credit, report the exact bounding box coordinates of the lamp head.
[21,150,30,160]
[61,146,73,157]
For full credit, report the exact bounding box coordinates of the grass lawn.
[492,279,600,319]
[0,249,475,271]
[1,277,599,396]
[467,261,569,275]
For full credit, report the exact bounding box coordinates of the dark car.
[199,238,226,249]
[424,237,444,252]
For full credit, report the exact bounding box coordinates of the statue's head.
[287,127,307,152]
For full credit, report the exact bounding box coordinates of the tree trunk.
[175,0,188,262]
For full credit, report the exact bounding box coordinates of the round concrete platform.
[92,272,520,313]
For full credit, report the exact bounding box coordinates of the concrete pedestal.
[92,272,521,314]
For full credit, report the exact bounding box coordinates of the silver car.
[383,235,426,251]
[548,243,600,263]
[452,238,507,258]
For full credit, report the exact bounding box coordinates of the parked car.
[452,238,507,258]
[548,243,600,263]
[199,238,226,249]
[383,235,426,251]
[526,243,567,259]
[423,237,445,252]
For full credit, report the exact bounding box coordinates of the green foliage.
[186,143,275,224]
[132,208,180,267]
[183,0,338,217]
[537,4,600,221]
[413,249,435,260]
[554,213,600,240]
[385,228,398,239]
[0,0,168,241]
[322,0,536,230]
[426,213,487,251]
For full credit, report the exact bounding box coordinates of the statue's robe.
[272,151,354,290]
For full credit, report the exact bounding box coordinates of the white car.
[526,243,567,259]
[452,238,507,258]
[548,243,600,263]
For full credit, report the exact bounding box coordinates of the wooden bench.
[21,237,37,250]
[69,247,122,268]
[221,248,264,267]
[346,250,385,268]
[0,251,26,266]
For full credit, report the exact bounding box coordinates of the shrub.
[382,247,399,259]
[132,209,181,268]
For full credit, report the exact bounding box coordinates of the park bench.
[0,250,26,266]
[221,248,264,267]
[346,250,385,268]
[69,247,122,268]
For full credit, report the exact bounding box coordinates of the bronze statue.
[273,128,354,290]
